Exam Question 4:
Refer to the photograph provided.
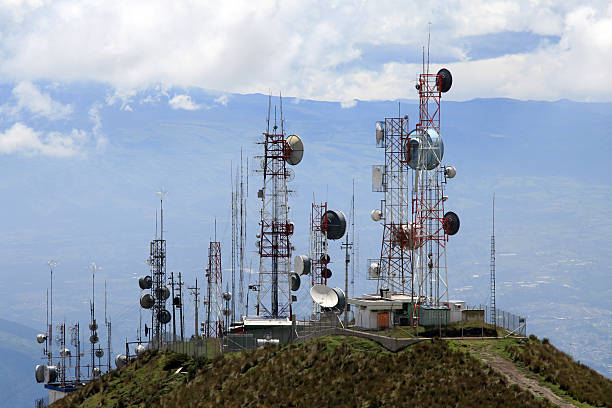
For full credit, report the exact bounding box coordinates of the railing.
[469,304,527,336]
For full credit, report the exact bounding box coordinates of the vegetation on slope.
[505,335,612,407]
[52,335,551,408]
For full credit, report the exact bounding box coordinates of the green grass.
[52,336,553,408]
[505,335,612,407]
[448,335,612,408]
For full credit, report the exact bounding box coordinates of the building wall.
[462,309,484,322]
[48,390,68,404]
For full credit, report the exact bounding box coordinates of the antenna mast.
[490,193,497,329]
[256,95,302,318]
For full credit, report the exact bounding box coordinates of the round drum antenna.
[437,68,452,92]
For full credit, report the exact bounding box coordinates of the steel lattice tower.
[374,117,412,294]
[372,66,455,326]
[411,72,449,313]
[256,100,294,319]
[205,241,223,337]
[310,201,328,314]
[149,194,168,346]
[490,194,496,327]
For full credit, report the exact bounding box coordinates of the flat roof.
[242,316,293,327]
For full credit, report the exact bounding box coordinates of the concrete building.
[349,294,468,330]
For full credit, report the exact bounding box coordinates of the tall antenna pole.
[188,279,200,338]
[170,272,176,341]
[178,272,184,342]
[490,193,497,330]
[231,163,237,322]
[105,280,111,372]
[47,260,57,366]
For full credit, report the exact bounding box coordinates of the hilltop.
[49,334,612,408]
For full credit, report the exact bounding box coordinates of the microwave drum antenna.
[437,68,452,93]
[285,135,304,165]
[322,210,346,240]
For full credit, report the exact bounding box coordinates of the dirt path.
[474,347,577,408]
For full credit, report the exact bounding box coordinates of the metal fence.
[147,337,221,359]
[470,304,527,336]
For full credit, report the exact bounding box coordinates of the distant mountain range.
[0,83,610,378]
[0,318,46,407]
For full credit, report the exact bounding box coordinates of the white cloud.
[214,94,229,106]
[0,122,87,157]
[340,99,357,108]
[88,104,108,151]
[10,81,72,119]
[0,1,610,101]
[169,94,199,110]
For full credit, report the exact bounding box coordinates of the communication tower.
[371,56,459,324]
[204,240,223,338]
[255,96,303,318]
[490,194,496,328]
[150,191,171,346]
[88,262,102,378]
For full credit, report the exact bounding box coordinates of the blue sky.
[0,0,610,378]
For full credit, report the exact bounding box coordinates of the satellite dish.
[140,294,155,309]
[320,253,330,264]
[135,344,146,356]
[322,268,332,279]
[310,285,345,311]
[155,286,170,301]
[285,135,304,165]
[89,333,99,344]
[290,273,301,291]
[294,255,311,275]
[437,68,452,93]
[369,262,380,278]
[115,354,127,368]
[36,333,46,344]
[138,275,152,290]
[310,285,338,308]
[60,348,71,358]
[322,210,346,240]
[333,288,346,312]
[444,166,456,178]
[173,296,181,306]
[35,365,45,383]
[44,365,57,383]
[93,367,101,377]
[370,209,382,222]
[222,291,232,301]
[405,128,444,170]
[157,309,171,324]
[95,348,104,358]
[375,121,385,145]
[443,211,460,235]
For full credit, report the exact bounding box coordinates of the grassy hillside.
[52,336,553,408]
[505,335,612,407]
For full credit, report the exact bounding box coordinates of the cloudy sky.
[0,0,611,105]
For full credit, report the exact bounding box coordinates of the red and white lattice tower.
[310,202,328,313]
[256,97,302,319]
[410,68,455,315]
[205,241,223,337]
[373,66,456,324]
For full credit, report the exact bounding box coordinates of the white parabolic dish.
[310,284,339,308]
